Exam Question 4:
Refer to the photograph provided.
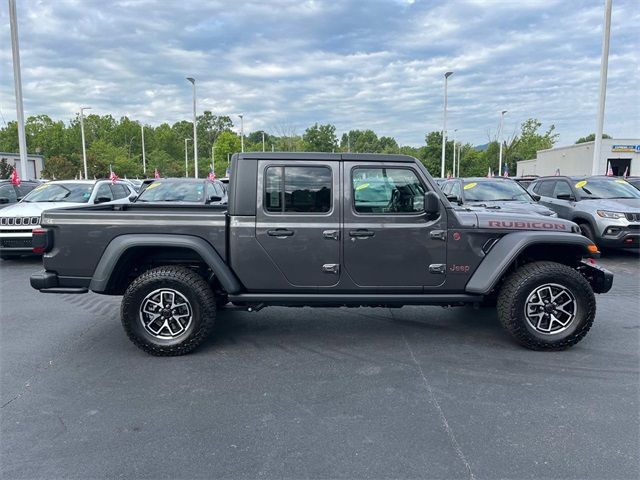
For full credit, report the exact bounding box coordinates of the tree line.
[0,113,567,180]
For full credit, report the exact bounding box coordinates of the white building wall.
[0,153,45,179]
[517,139,640,177]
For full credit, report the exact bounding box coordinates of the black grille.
[0,238,32,249]
[625,213,640,222]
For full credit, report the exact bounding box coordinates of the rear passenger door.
[342,162,447,289]
[256,161,340,287]
[533,180,557,212]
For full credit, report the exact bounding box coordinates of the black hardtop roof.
[446,177,517,182]
[235,152,418,163]
[534,175,626,181]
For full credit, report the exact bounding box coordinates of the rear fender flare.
[465,232,593,295]
[89,234,243,294]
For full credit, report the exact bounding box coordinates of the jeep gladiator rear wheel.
[121,266,217,356]
[497,261,595,350]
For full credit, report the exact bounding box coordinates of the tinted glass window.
[441,182,452,195]
[450,182,461,198]
[22,183,93,203]
[0,184,17,202]
[537,180,556,197]
[265,166,332,213]
[553,181,572,198]
[137,181,206,203]
[353,168,425,214]
[111,184,128,199]
[573,178,640,199]
[17,183,38,197]
[95,183,114,201]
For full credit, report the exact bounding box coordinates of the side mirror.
[205,195,222,204]
[530,193,541,201]
[128,193,138,201]
[425,191,441,215]
[94,196,112,204]
[556,194,575,201]
[0,197,9,205]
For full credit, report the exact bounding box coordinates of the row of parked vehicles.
[0,177,229,259]
[435,175,640,251]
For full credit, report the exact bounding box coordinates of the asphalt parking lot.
[1,252,638,479]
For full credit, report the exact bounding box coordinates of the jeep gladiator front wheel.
[497,261,596,350]
[121,266,217,356]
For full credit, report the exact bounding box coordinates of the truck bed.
[40,203,227,281]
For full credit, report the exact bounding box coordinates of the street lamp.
[451,128,458,177]
[79,107,91,179]
[211,143,215,177]
[140,123,146,175]
[184,138,191,177]
[593,0,612,175]
[186,77,198,178]
[440,71,453,178]
[498,110,507,177]
[262,131,265,152]
[238,114,244,152]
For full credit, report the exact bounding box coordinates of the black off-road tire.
[497,261,596,350]
[121,265,217,356]
[578,222,597,246]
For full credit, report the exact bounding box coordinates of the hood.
[474,211,579,233]
[580,198,640,212]
[0,201,87,218]
[466,200,556,216]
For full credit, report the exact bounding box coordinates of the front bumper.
[577,261,614,294]
[0,231,34,253]
[598,222,640,249]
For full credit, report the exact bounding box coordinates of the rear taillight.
[32,228,52,254]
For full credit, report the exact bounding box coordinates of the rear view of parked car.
[528,176,640,249]
[0,179,135,259]
[134,178,227,205]
[441,177,557,217]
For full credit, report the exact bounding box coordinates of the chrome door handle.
[267,229,294,237]
[322,264,340,274]
[322,230,340,240]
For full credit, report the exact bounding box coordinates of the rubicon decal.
[486,220,568,231]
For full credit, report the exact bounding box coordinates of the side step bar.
[227,293,483,308]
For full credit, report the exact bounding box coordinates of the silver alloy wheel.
[524,283,577,335]
[139,288,193,339]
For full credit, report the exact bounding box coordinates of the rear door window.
[537,180,556,198]
[264,166,332,213]
[552,181,572,199]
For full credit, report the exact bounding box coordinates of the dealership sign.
[612,144,640,153]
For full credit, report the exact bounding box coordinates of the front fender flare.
[465,231,593,295]
[89,234,243,294]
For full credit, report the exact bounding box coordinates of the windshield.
[136,181,206,203]
[462,180,531,202]
[575,179,640,199]
[22,183,93,203]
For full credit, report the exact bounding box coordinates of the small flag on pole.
[154,168,160,179]
[208,169,216,181]
[109,164,119,184]
[554,168,561,176]
[503,164,509,177]
[487,167,492,178]
[10,166,21,186]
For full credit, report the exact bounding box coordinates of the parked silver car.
[528,176,640,249]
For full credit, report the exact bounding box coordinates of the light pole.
[184,138,191,177]
[440,71,453,178]
[186,77,198,178]
[238,114,244,152]
[79,107,91,179]
[8,0,29,180]
[141,123,146,175]
[498,110,507,177]
[211,144,215,176]
[457,143,462,177]
[593,0,612,175]
[451,128,458,177]
[262,131,265,152]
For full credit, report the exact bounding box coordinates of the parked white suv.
[0,180,135,259]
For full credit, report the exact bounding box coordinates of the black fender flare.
[89,234,243,294]
[465,231,593,295]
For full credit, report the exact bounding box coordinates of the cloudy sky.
[0,0,638,147]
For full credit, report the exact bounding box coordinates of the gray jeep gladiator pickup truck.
[30,153,613,355]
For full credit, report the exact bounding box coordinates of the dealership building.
[516,138,640,177]
[0,152,45,179]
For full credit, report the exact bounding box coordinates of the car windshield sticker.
[575,180,587,188]
[356,183,369,191]
[33,184,49,191]
[615,179,627,184]
[463,182,477,190]
[145,182,161,190]
[83,192,91,199]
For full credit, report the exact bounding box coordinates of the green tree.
[41,155,81,180]
[575,133,612,144]
[212,131,241,178]
[511,118,559,162]
[303,123,338,152]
